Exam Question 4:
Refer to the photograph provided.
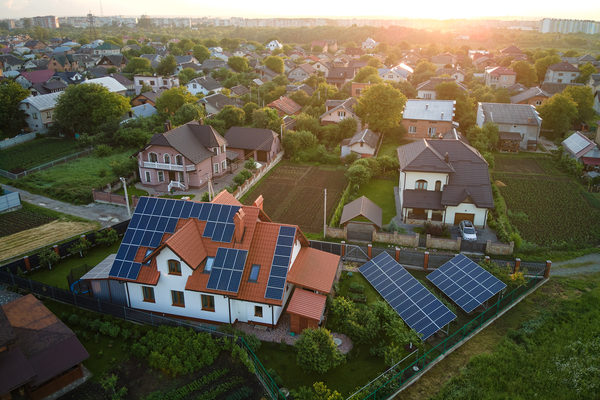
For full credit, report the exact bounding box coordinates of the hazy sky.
[3,0,600,21]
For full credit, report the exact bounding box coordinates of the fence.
[232,151,284,199]
[0,132,37,150]
[92,190,140,208]
[0,191,22,213]
[0,147,93,180]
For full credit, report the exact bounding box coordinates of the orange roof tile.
[211,190,242,206]
[287,247,340,294]
[164,219,207,270]
[287,289,327,321]
[136,262,160,285]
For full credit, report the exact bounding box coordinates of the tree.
[244,158,258,171]
[312,45,323,52]
[139,82,153,94]
[23,18,31,29]
[377,42,389,54]
[0,81,29,138]
[263,56,284,74]
[290,383,344,400]
[537,94,578,137]
[410,60,437,85]
[366,57,382,69]
[563,85,595,123]
[39,248,60,270]
[68,237,91,258]
[282,130,318,157]
[304,74,327,89]
[172,103,206,126]
[344,42,356,49]
[155,87,197,116]
[53,83,130,135]
[466,122,499,153]
[156,55,177,76]
[294,328,345,374]
[577,63,597,84]
[346,164,371,186]
[534,55,562,83]
[564,50,578,57]
[353,66,382,84]
[511,61,537,87]
[243,102,260,124]
[177,68,201,85]
[389,80,417,99]
[123,57,153,73]
[500,56,514,67]
[95,228,119,247]
[218,105,245,130]
[140,45,156,54]
[193,45,211,63]
[227,56,249,72]
[100,374,128,400]
[355,84,407,136]
[384,53,398,67]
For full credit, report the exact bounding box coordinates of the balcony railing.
[143,162,195,172]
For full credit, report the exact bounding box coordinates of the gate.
[346,222,374,242]
[460,240,487,253]
[344,245,369,262]
[418,235,427,247]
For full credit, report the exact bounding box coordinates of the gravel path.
[1,184,130,228]
[551,253,600,276]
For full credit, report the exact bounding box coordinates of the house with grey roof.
[476,103,542,151]
[122,104,157,122]
[197,93,242,115]
[341,128,381,159]
[340,196,383,239]
[397,139,494,228]
[544,61,581,84]
[561,131,600,170]
[224,127,281,163]
[417,77,467,100]
[186,76,224,96]
[510,87,551,106]
[378,67,411,82]
[401,99,458,140]
[19,91,63,132]
[320,98,358,125]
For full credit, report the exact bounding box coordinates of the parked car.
[458,220,477,242]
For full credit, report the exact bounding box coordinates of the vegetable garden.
[0,137,78,173]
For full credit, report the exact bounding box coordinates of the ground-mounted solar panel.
[359,252,457,340]
[264,226,296,301]
[206,248,249,293]
[427,254,507,313]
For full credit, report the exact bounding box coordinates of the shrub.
[79,317,90,329]
[294,328,345,374]
[39,248,60,270]
[121,329,131,340]
[95,144,113,157]
[89,319,102,332]
[100,321,114,336]
[349,282,365,292]
[95,228,119,247]
[68,314,79,325]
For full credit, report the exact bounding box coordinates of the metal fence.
[0,132,37,150]
[0,147,93,180]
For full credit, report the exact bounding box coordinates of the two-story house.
[326,67,355,88]
[435,67,467,82]
[510,87,551,107]
[93,42,121,55]
[397,139,494,227]
[268,96,302,117]
[287,63,317,82]
[473,55,497,72]
[378,67,411,82]
[417,77,468,100]
[266,40,283,51]
[19,91,62,132]
[185,76,224,96]
[47,54,79,72]
[362,37,379,51]
[430,54,457,69]
[484,66,517,89]
[224,127,282,163]
[134,74,180,95]
[544,61,581,83]
[499,45,524,58]
[320,98,358,125]
[401,100,457,140]
[96,54,129,71]
[476,103,542,151]
[137,120,229,193]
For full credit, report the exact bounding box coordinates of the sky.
[3,0,600,21]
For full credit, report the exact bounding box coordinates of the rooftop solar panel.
[359,252,456,340]
[264,226,296,301]
[135,196,148,213]
[427,254,507,313]
[208,204,221,221]
[206,248,249,293]
[180,201,193,219]
[144,197,158,215]
[199,203,211,220]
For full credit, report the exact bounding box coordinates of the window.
[46,112,51,118]
[249,265,260,282]
[171,291,185,307]
[145,171,151,182]
[355,88,362,95]
[164,154,170,164]
[178,172,184,182]
[428,127,436,136]
[158,171,165,182]
[221,160,226,171]
[201,294,215,311]
[193,84,197,89]
[26,103,29,109]
[213,147,219,156]
[214,163,219,174]
[424,93,432,99]
[142,286,155,302]
[388,74,393,78]
[557,79,562,83]
[203,257,215,274]
[255,306,263,318]
[338,111,346,117]
[221,145,226,153]
[163,80,168,85]
[415,180,427,190]
[168,260,181,275]
[32,113,38,119]
[409,126,417,133]
[558,72,563,76]
[149,153,158,162]
[435,180,441,191]
[535,100,542,106]
[150,80,155,85]
[175,155,183,165]
[503,76,507,81]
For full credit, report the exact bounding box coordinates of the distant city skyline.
[3,0,600,22]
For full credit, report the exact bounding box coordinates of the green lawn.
[0,138,79,172]
[356,179,397,225]
[115,185,149,204]
[159,193,196,200]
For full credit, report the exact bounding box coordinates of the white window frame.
[178,172,184,182]
[424,93,432,99]
[164,154,170,164]
[148,152,158,162]
[145,171,151,182]
[409,126,417,133]
[32,113,38,119]
[214,163,219,174]
[157,171,164,182]
[221,160,226,171]
[428,127,436,135]
[175,155,183,165]
[338,111,345,117]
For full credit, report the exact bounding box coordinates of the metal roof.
[562,132,597,158]
[480,103,540,126]
[20,91,63,111]
[82,77,127,93]
[340,196,383,228]
[403,99,456,122]
[82,254,116,280]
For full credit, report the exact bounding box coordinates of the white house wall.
[404,171,449,192]
[444,203,487,227]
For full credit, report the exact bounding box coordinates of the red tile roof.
[287,289,327,321]
[165,219,207,270]
[212,190,242,206]
[287,247,340,294]
[268,96,302,115]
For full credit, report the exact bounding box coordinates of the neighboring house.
[134,74,179,95]
[473,56,497,71]
[266,40,283,51]
[595,92,600,114]
[230,85,250,97]
[255,65,279,81]
[401,99,457,140]
[30,80,67,95]
[268,96,302,117]
[435,67,467,82]
[340,128,381,158]
[213,51,233,62]
[72,54,95,69]
[49,71,84,86]
[0,295,89,400]
[224,127,282,162]
[82,76,127,96]
[198,93,242,115]
[346,48,365,58]
[0,54,24,71]
[561,131,600,170]
[362,37,379,50]
[109,73,135,96]
[326,67,355,88]
[507,83,529,94]
[286,83,315,97]
[324,39,338,52]
[311,40,328,52]
[175,62,202,75]
[123,104,157,121]
[174,55,199,65]
[186,76,224,96]
[510,87,551,106]
[283,59,297,74]
[544,61,581,83]
[312,60,333,76]
[484,66,517,89]
[476,102,542,151]
[499,45,524,58]
[19,91,62,132]
[131,89,164,107]
[430,55,457,69]
[287,63,317,82]
[15,69,55,89]
[399,51,423,67]
[320,98,358,125]
[200,59,230,72]
[93,42,121,55]
[140,54,163,69]
[397,139,494,227]
[378,67,410,82]
[47,54,79,72]
[96,54,129,71]
[351,82,375,97]
[417,77,467,100]
[24,40,47,50]
[138,120,228,192]
[588,73,600,95]
[540,82,585,96]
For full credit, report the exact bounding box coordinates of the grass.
[159,193,196,200]
[553,261,595,269]
[356,179,398,225]
[0,138,79,172]
[115,185,149,204]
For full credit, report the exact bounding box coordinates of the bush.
[95,144,113,157]
[68,314,79,325]
[89,319,102,332]
[349,282,364,292]
[294,328,345,374]
[95,228,119,247]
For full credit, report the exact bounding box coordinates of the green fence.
[348,270,547,400]
[239,337,286,400]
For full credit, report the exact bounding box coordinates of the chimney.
[234,208,245,243]
[199,118,204,125]
[426,104,429,109]
[444,152,449,163]
[528,118,532,123]
[441,112,444,119]
[163,120,172,133]
[253,195,264,211]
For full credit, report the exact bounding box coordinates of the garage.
[454,213,475,226]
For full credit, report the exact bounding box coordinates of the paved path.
[2,184,130,228]
[550,253,600,277]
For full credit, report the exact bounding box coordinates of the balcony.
[142,162,195,172]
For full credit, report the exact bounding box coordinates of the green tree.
[346,164,371,186]
[0,81,29,138]
[53,83,131,135]
[23,18,31,29]
[95,228,119,247]
[534,55,562,83]
[577,63,597,84]
[39,248,60,270]
[294,328,345,374]
[140,45,156,54]
[563,85,595,123]
[290,382,344,400]
[466,122,500,153]
[305,74,327,89]
[500,56,514,67]
[218,105,246,130]
[100,374,128,400]
[355,84,407,136]
[155,87,197,116]
[177,68,201,85]
[537,93,578,137]
[139,82,153,94]
[344,42,357,49]
[354,66,382,84]
[172,103,206,126]
[410,59,437,85]
[511,61,538,87]
[312,45,323,52]
[243,102,260,124]
[68,237,91,258]
[389,80,417,99]
[126,39,138,45]
[156,55,177,76]
[263,56,284,74]
[193,45,211,63]
[227,56,249,72]
[282,130,318,157]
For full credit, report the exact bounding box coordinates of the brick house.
[401,100,457,140]
[47,54,79,72]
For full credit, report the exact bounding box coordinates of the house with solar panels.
[83,192,341,329]
[476,103,542,152]
[396,139,494,228]
[561,131,600,171]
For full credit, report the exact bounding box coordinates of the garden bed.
[0,137,78,173]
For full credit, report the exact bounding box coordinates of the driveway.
[449,225,498,244]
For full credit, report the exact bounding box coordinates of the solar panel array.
[359,252,456,340]
[109,197,240,280]
[264,226,296,301]
[427,254,507,313]
[564,133,591,154]
[206,248,249,293]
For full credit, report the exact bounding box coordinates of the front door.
[168,171,176,182]
[299,317,309,332]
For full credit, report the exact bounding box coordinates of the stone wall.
[325,226,346,239]
[373,231,419,247]
[486,240,514,255]
[426,234,461,251]
[92,190,140,208]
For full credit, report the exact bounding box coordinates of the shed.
[340,196,383,242]
[82,254,129,305]
[287,289,327,334]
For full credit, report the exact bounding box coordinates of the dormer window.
[168,260,181,275]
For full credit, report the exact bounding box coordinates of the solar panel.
[206,248,249,293]
[264,226,296,300]
[427,254,507,313]
[359,252,456,340]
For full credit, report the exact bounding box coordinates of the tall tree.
[155,87,197,116]
[353,66,382,84]
[217,105,246,130]
[537,94,578,137]
[227,56,249,73]
[263,56,284,74]
[511,61,537,87]
[534,55,562,83]
[577,63,597,84]
[354,84,407,136]
[294,328,345,374]
[123,57,153,74]
[0,81,30,138]
[562,85,595,123]
[156,55,177,76]
[193,45,211,63]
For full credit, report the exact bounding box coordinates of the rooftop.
[403,99,456,122]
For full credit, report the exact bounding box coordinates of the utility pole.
[120,177,131,219]
[323,189,327,238]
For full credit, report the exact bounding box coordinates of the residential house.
[401,100,457,140]
[23,58,49,70]
[595,90,600,115]
[0,295,89,400]
[286,83,315,97]
[312,60,333,76]
[347,59,368,74]
[324,39,338,53]
[186,76,224,96]
[48,71,84,86]
[283,59,297,74]
[230,85,250,97]
[109,73,135,96]
[131,89,164,107]
[399,51,423,67]
[430,54,457,69]
[417,77,467,100]
[499,45,524,58]
[212,51,233,62]
[175,62,203,75]
[320,98,358,125]
[345,48,365,58]
[340,128,381,158]
[46,53,79,72]
[287,63,317,82]
[362,38,378,51]
[541,82,585,96]
[174,55,199,65]
[588,73,600,96]
[140,54,163,69]
[138,120,228,192]
[326,67,355,88]
[311,40,328,52]
[0,54,24,71]
[19,91,62,132]
[507,83,529,94]
[473,56,497,71]
[134,74,180,95]
[255,65,280,82]
[435,67,467,82]
[351,82,375,97]
[268,96,302,117]
[122,104,157,122]
[15,69,55,89]
[30,80,67,95]
[93,42,121,55]
[96,54,129,71]
[224,126,282,162]
[82,77,127,96]
[339,196,382,231]
[200,60,230,73]
[544,61,581,83]
[510,87,551,106]
[24,40,47,50]
[72,54,95,69]
[266,40,283,51]
[198,93,242,116]
[397,139,494,227]
[476,103,542,151]
[561,131,600,170]
[378,67,411,82]
[484,66,517,89]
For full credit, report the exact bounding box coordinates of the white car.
[458,220,477,242]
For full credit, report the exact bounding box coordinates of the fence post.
[98,299,101,312]
[395,247,400,262]
[515,258,521,273]
[50,286,54,298]
[151,313,153,325]
[123,306,126,319]
[53,245,59,257]
[367,244,372,259]
[11,273,15,285]
[423,252,429,270]
[74,292,78,306]
[24,256,31,272]
[544,260,551,279]
[485,256,490,264]
[29,279,33,291]
[341,241,345,258]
